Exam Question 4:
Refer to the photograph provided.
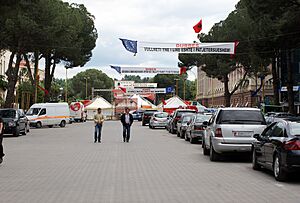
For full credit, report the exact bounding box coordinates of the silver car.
[202,108,267,161]
[149,112,169,129]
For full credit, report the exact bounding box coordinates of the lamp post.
[84,77,90,99]
[174,78,179,96]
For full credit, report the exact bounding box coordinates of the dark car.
[186,113,212,144]
[130,110,144,121]
[169,109,196,134]
[177,113,195,139]
[0,109,28,136]
[142,110,158,126]
[252,117,300,181]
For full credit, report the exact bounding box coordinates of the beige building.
[0,50,10,100]
[196,66,273,107]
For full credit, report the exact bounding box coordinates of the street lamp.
[84,77,90,99]
[174,78,179,96]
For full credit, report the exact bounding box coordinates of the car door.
[18,110,27,131]
[187,116,195,138]
[254,122,276,163]
[205,112,217,148]
[39,108,47,125]
[264,122,286,166]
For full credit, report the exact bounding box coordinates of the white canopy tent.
[130,94,156,109]
[157,96,187,109]
[85,97,113,119]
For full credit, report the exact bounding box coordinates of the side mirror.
[253,134,261,140]
[203,121,209,126]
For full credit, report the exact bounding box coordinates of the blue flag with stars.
[119,38,138,54]
[110,65,121,74]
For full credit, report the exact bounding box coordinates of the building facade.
[196,66,273,108]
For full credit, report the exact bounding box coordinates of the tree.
[69,69,114,101]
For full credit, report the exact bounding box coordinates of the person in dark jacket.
[0,117,4,164]
[120,107,134,142]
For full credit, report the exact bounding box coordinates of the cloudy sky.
[55,0,240,80]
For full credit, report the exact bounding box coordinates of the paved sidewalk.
[0,121,300,203]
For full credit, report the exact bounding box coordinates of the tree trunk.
[287,50,295,114]
[4,52,21,108]
[34,51,39,103]
[223,75,231,107]
[44,54,51,102]
[272,56,280,105]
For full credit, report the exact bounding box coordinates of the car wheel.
[21,128,27,135]
[190,136,195,144]
[184,132,189,141]
[210,143,220,161]
[59,120,66,128]
[252,149,261,170]
[36,122,42,128]
[273,153,287,181]
[203,141,209,155]
[13,127,20,137]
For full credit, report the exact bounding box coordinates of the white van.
[70,102,86,122]
[26,103,70,128]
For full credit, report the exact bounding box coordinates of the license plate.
[233,131,253,137]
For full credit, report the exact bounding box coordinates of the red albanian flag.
[193,19,202,33]
[162,98,167,105]
[180,66,187,75]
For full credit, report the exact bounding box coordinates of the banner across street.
[111,66,180,74]
[120,38,236,55]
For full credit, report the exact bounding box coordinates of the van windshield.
[217,110,266,125]
[26,108,41,116]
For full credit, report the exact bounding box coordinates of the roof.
[85,97,112,110]
[158,96,187,108]
[130,94,156,109]
[218,107,261,111]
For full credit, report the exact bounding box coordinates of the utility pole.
[174,78,179,96]
[183,78,186,100]
[65,68,68,102]
[84,77,89,99]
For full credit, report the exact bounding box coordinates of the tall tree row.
[179,0,300,110]
[0,0,98,107]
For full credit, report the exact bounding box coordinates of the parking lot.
[1,121,300,203]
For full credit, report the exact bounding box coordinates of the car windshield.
[0,110,16,118]
[155,112,168,118]
[218,110,266,125]
[196,115,211,123]
[177,111,195,117]
[144,111,157,115]
[182,115,193,123]
[26,108,41,116]
[289,122,300,136]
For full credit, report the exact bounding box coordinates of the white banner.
[111,66,179,74]
[134,83,157,88]
[126,88,166,94]
[139,42,235,54]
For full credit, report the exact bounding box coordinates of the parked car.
[252,117,300,181]
[169,109,196,134]
[26,103,70,128]
[130,110,144,121]
[186,113,212,144]
[265,112,295,125]
[202,108,267,161]
[0,108,28,136]
[149,112,169,129]
[142,109,158,126]
[166,112,174,132]
[177,113,195,138]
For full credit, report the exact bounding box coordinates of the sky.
[55,0,240,81]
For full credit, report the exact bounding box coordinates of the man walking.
[94,108,104,143]
[0,116,4,164]
[120,107,133,142]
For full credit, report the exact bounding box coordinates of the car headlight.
[8,121,16,127]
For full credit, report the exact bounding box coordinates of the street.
[1,121,300,203]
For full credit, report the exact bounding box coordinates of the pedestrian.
[0,116,4,164]
[120,107,133,142]
[94,108,104,143]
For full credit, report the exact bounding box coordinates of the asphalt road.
[0,121,300,203]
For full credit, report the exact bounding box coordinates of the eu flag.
[119,38,138,54]
[110,65,121,74]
